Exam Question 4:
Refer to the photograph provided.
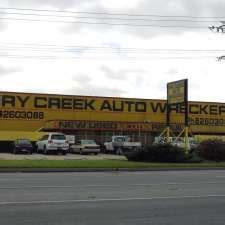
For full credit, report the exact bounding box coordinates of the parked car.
[36,133,69,155]
[71,139,100,155]
[65,135,76,152]
[12,139,33,154]
[104,135,141,155]
[154,136,199,150]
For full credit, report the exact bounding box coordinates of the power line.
[0,43,224,53]
[0,53,216,60]
[0,11,220,23]
[0,43,221,62]
[0,17,206,28]
[0,6,224,19]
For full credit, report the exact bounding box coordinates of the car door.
[36,136,43,150]
[74,140,81,152]
[38,135,48,150]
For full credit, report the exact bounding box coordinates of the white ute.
[104,135,141,155]
[36,133,69,155]
[154,136,199,150]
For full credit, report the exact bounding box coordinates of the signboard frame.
[167,79,188,126]
[166,79,189,151]
[167,79,187,105]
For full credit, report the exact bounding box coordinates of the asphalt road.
[0,170,225,225]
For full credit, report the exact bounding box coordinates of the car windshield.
[81,140,96,144]
[16,139,31,144]
[51,134,66,140]
[115,137,126,142]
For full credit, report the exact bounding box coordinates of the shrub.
[124,144,186,163]
[124,148,146,162]
[197,139,225,162]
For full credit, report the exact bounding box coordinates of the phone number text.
[0,110,44,119]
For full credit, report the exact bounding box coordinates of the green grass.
[0,159,225,169]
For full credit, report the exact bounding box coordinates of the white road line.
[0,194,225,205]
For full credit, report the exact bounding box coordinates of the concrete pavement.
[0,170,225,224]
[0,153,126,160]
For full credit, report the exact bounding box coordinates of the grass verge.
[0,159,225,169]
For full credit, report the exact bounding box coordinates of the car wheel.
[79,149,84,155]
[101,146,106,154]
[44,146,48,155]
[116,148,123,155]
[62,152,67,155]
[37,146,41,154]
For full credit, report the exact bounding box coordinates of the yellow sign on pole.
[167,79,186,104]
[167,79,189,150]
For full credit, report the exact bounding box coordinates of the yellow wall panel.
[0,91,224,134]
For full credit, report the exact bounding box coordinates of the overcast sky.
[0,0,225,102]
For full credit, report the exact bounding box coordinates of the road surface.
[0,170,225,224]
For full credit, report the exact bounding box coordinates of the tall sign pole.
[184,79,189,151]
[166,86,171,143]
[167,79,189,151]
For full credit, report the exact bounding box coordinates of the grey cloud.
[59,0,221,38]
[135,75,145,86]
[73,73,92,84]
[0,65,21,76]
[118,0,216,38]
[3,0,110,34]
[4,0,88,9]
[166,68,179,75]
[189,82,200,91]
[3,0,222,38]
[0,22,6,32]
[65,85,126,97]
[17,87,50,94]
[101,65,147,81]
[73,0,221,39]
[0,0,92,33]
[70,71,126,96]
[101,65,127,80]
[157,82,166,92]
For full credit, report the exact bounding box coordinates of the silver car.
[71,140,100,155]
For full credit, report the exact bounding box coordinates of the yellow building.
[0,91,225,144]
